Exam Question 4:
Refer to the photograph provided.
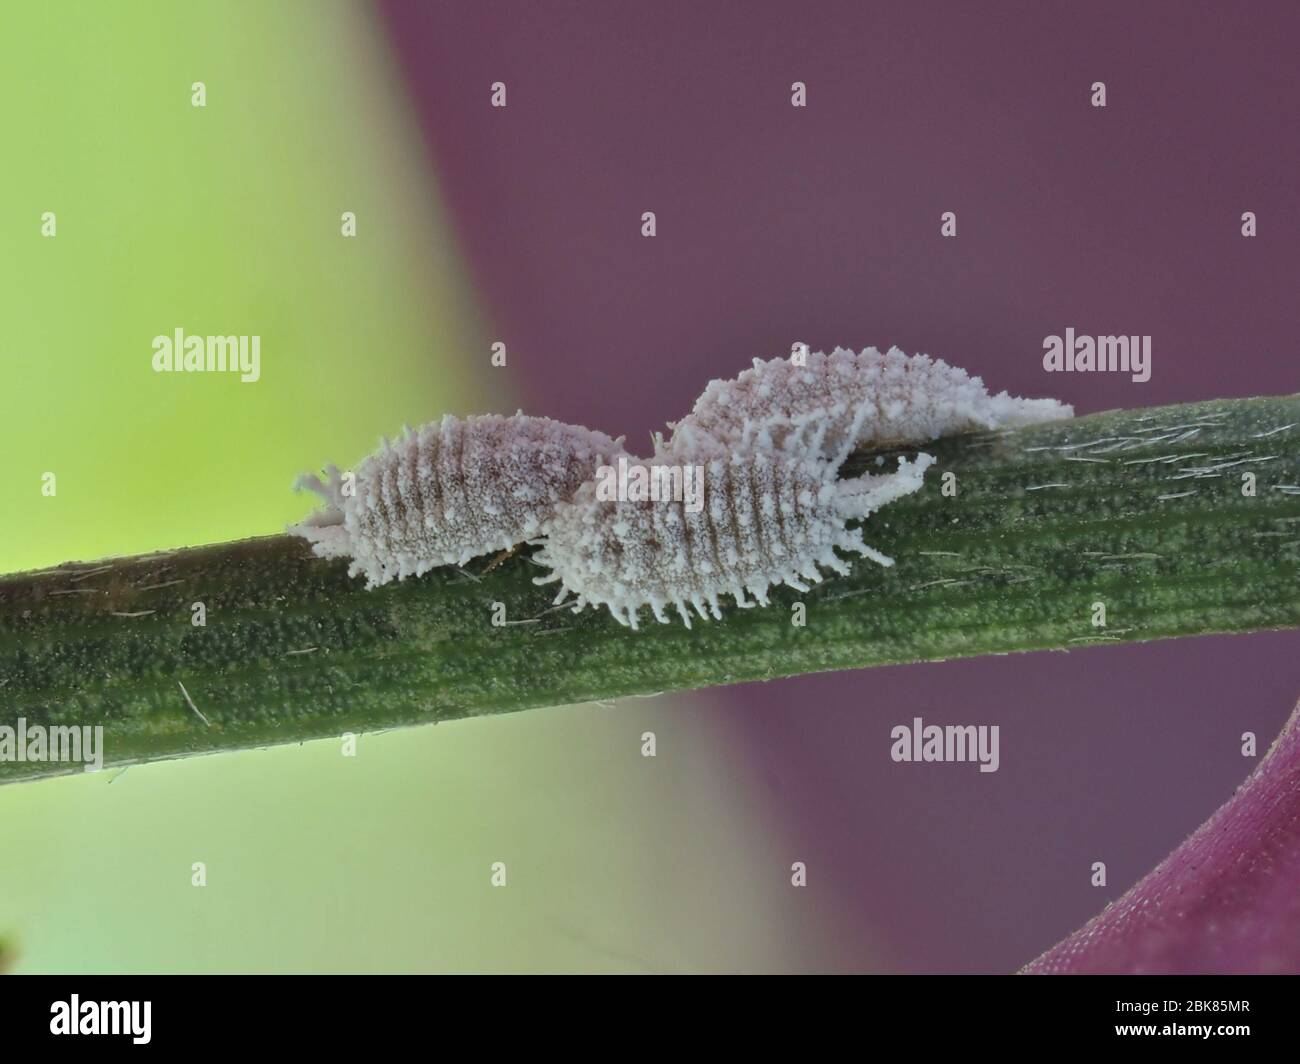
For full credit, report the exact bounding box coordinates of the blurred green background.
[0,1,834,972]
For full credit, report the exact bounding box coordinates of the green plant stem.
[2,395,1298,784]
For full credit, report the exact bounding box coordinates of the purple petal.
[1023,699,1300,974]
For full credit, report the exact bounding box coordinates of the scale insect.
[291,413,625,588]
[539,347,1072,628]
[289,349,1072,629]
[659,346,1073,461]
[534,434,934,629]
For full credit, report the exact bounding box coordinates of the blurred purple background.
[379,0,1299,971]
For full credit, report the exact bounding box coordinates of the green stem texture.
[2,395,1297,784]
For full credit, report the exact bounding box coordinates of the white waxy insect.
[660,346,1073,461]
[291,413,625,588]
[290,349,1072,629]
[538,347,1072,627]
[534,432,935,629]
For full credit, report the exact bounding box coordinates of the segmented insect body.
[538,347,1072,627]
[533,444,934,629]
[292,414,625,588]
[290,349,1073,628]
[661,346,1073,461]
